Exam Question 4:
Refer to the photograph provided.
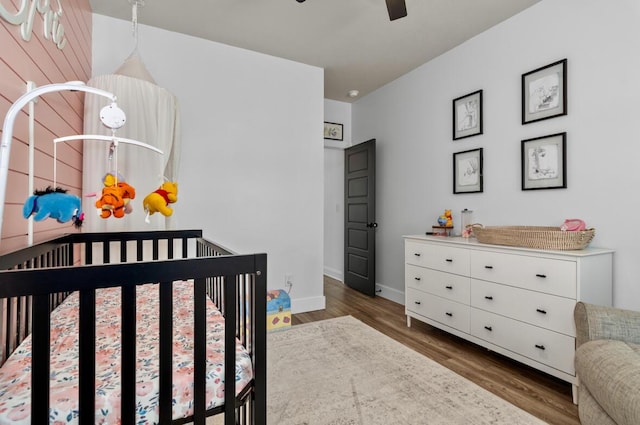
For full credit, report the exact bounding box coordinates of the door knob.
[366,222,378,228]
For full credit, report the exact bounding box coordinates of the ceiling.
[89,0,540,102]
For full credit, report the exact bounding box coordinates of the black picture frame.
[453,89,483,140]
[522,59,567,124]
[324,122,343,141]
[453,148,483,194]
[521,132,566,190]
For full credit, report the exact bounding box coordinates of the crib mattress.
[0,281,253,424]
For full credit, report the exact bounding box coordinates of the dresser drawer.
[406,288,470,333]
[405,264,470,304]
[405,241,469,276]
[470,308,575,375]
[470,250,576,298]
[470,279,576,336]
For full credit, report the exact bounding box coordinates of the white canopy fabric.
[82,55,181,232]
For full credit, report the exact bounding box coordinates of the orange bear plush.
[95,173,136,218]
[95,186,126,218]
[117,181,136,214]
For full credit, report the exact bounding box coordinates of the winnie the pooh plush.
[143,181,178,221]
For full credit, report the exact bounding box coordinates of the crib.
[0,229,266,425]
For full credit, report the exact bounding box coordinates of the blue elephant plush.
[23,187,84,228]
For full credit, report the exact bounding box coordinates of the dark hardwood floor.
[292,276,580,425]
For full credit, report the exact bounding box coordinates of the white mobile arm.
[0,81,117,247]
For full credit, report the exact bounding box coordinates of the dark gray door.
[344,139,377,296]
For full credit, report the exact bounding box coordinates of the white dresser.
[404,235,613,403]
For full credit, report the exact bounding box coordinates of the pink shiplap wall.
[0,0,92,254]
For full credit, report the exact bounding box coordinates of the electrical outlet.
[285,274,293,292]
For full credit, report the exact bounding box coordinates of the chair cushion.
[578,384,617,425]
[576,340,640,425]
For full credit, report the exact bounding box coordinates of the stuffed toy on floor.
[23,186,84,228]
[143,181,178,222]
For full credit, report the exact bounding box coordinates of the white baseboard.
[375,283,405,305]
[323,266,343,282]
[291,295,326,314]
[321,269,404,305]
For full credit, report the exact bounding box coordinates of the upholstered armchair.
[574,302,640,425]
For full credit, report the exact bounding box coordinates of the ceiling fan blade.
[385,0,407,21]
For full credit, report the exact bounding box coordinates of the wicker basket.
[471,225,595,250]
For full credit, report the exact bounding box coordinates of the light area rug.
[266,315,547,425]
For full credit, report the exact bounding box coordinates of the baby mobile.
[23,100,177,227]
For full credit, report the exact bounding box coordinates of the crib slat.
[79,289,96,425]
[224,274,236,425]
[85,241,93,265]
[121,285,136,425]
[136,239,143,261]
[168,237,174,259]
[17,296,27,350]
[253,258,268,425]
[182,237,188,258]
[120,240,128,263]
[0,298,7,364]
[193,278,206,424]
[103,241,110,264]
[236,276,242,347]
[7,297,17,355]
[31,294,50,424]
[159,281,173,424]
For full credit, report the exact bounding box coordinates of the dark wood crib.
[0,230,266,425]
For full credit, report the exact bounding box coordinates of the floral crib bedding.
[0,281,253,424]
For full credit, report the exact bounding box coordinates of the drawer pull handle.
[445,312,453,317]
[536,308,547,315]
[535,344,546,351]
[414,277,421,281]
[484,265,493,269]
[414,301,421,305]
[535,274,547,278]
[484,326,492,331]
[445,259,453,263]
[414,253,421,257]
[484,296,493,300]
[445,285,453,290]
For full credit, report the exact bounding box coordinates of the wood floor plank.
[292,276,580,425]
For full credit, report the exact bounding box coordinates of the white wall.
[92,15,325,313]
[323,99,352,281]
[349,0,640,310]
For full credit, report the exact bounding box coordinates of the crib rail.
[0,230,266,425]
[0,230,201,365]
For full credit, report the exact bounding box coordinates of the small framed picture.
[453,89,483,140]
[453,148,483,194]
[522,59,567,124]
[521,132,566,190]
[324,122,343,141]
